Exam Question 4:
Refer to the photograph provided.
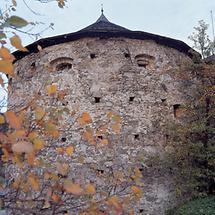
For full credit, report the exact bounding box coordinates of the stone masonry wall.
[9,37,195,214]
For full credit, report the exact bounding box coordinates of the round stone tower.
[9,12,198,215]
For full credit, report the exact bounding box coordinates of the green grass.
[166,196,215,215]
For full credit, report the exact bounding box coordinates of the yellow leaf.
[56,147,64,155]
[13,154,23,168]
[56,162,69,176]
[79,112,92,126]
[63,180,82,195]
[85,183,96,195]
[12,140,34,154]
[26,153,35,167]
[52,193,61,203]
[107,196,121,209]
[111,123,121,134]
[131,186,142,198]
[28,131,38,141]
[5,111,21,129]
[0,77,4,87]
[10,35,28,52]
[46,84,57,96]
[100,139,109,145]
[0,47,15,62]
[66,146,74,156]
[82,128,95,145]
[35,107,46,121]
[33,138,45,151]
[0,60,15,76]
[28,173,40,191]
[0,115,5,124]
[1,148,9,162]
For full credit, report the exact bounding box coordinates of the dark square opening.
[129,97,135,102]
[95,97,101,103]
[90,53,96,59]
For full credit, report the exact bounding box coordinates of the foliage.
[188,20,215,59]
[0,1,143,214]
[166,196,215,215]
[166,63,215,198]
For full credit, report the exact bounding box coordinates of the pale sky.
[10,0,215,47]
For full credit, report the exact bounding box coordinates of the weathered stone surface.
[9,37,195,214]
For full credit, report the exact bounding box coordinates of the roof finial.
[101,4,104,14]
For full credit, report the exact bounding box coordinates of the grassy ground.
[166,196,215,215]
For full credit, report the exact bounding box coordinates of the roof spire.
[96,4,109,23]
[101,4,104,14]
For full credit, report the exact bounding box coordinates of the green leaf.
[0,32,6,39]
[6,16,28,28]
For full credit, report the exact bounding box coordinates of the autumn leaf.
[0,60,15,76]
[66,145,74,156]
[82,128,96,145]
[111,123,121,134]
[100,139,109,146]
[56,147,64,155]
[85,183,96,195]
[0,115,5,124]
[1,148,9,162]
[26,153,35,167]
[46,84,57,96]
[10,35,28,52]
[0,76,4,87]
[33,138,45,151]
[5,111,21,129]
[131,186,142,198]
[107,196,122,211]
[28,173,40,191]
[63,180,82,195]
[35,107,46,121]
[79,112,92,126]
[56,162,69,176]
[0,47,15,62]
[28,131,38,141]
[52,193,61,203]
[12,140,34,154]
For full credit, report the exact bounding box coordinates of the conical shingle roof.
[79,12,129,32]
[13,12,200,60]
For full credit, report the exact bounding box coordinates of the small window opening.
[124,53,130,58]
[57,173,67,179]
[161,98,166,103]
[17,70,20,75]
[94,97,101,103]
[129,96,135,102]
[134,134,140,140]
[30,62,36,68]
[61,137,67,142]
[135,54,155,69]
[139,209,144,213]
[62,101,68,106]
[90,53,96,59]
[97,169,104,174]
[137,60,149,68]
[56,63,72,71]
[139,167,143,172]
[97,136,103,140]
[173,104,181,118]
